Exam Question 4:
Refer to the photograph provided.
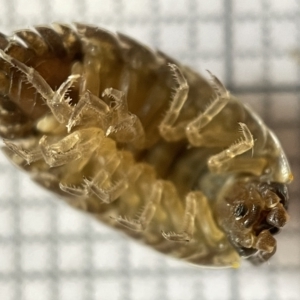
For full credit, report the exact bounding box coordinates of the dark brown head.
[215,179,289,264]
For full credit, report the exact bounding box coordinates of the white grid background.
[0,1,300,300]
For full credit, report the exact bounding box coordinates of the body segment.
[0,24,292,268]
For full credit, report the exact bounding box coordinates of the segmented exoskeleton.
[0,24,292,268]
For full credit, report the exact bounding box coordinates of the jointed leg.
[159,64,231,146]
[0,51,146,148]
[103,88,145,148]
[67,91,110,132]
[195,191,226,247]
[59,182,88,197]
[161,190,227,246]
[83,154,128,204]
[3,139,43,165]
[79,39,101,96]
[67,86,146,147]
[84,173,128,204]
[59,152,144,203]
[115,180,163,231]
[159,64,189,141]
[39,134,81,168]
[208,123,254,173]
[186,71,230,146]
[162,191,198,242]
[0,50,78,124]
[222,157,268,177]
[3,127,104,168]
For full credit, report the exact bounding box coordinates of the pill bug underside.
[0,23,292,268]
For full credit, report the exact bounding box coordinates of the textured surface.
[0,1,300,300]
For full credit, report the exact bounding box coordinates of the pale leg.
[185,71,230,146]
[39,128,104,167]
[3,139,43,164]
[158,63,189,141]
[208,123,254,173]
[103,87,145,148]
[0,50,77,124]
[158,64,231,146]
[115,180,163,231]
[162,191,198,242]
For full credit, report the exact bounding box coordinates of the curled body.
[0,24,292,268]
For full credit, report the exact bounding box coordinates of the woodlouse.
[0,23,293,268]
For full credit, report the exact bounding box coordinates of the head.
[215,179,289,264]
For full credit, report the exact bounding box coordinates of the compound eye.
[234,203,248,220]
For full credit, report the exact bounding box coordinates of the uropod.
[0,23,293,268]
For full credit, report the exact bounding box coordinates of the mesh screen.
[0,1,300,300]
